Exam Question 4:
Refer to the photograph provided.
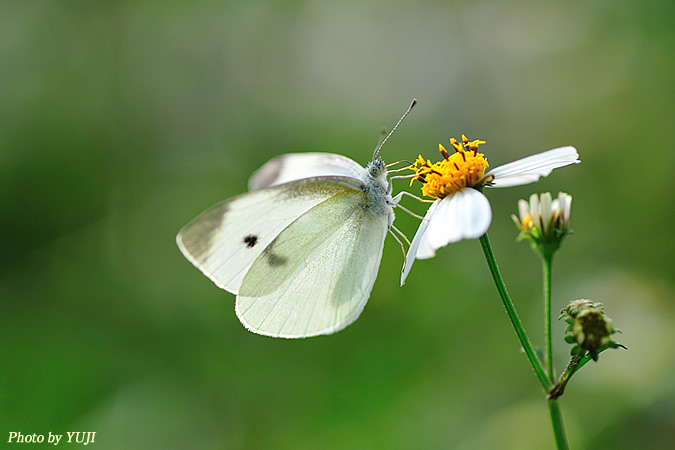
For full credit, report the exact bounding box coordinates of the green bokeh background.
[2,1,674,448]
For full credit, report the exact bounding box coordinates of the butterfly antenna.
[372,98,417,161]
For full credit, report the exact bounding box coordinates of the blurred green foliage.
[1,1,674,448]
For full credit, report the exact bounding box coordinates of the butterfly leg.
[388,225,410,261]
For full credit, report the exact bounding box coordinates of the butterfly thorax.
[362,158,394,225]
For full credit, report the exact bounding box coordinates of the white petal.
[529,193,541,229]
[542,192,553,227]
[400,200,439,286]
[517,199,530,222]
[409,201,439,259]
[416,224,438,259]
[400,189,492,286]
[560,192,572,225]
[426,188,492,248]
[486,146,580,188]
[551,198,561,217]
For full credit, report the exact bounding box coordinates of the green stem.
[543,254,555,383]
[549,345,623,399]
[542,252,568,448]
[548,399,569,450]
[479,233,551,391]
[548,354,583,400]
[570,353,592,377]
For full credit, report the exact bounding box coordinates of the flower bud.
[560,299,603,319]
[512,192,572,258]
[560,299,624,361]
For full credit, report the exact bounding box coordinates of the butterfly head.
[367,156,387,178]
[365,156,390,194]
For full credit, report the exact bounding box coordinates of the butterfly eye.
[367,158,386,178]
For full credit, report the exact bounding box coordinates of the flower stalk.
[549,343,626,400]
[480,232,569,449]
[548,354,583,400]
[548,399,569,450]
[543,253,555,383]
[478,233,551,391]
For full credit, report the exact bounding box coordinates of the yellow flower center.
[410,135,489,199]
[521,215,535,231]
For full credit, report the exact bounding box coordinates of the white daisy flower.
[401,136,579,285]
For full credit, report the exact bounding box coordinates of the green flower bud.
[560,299,603,320]
[560,299,624,361]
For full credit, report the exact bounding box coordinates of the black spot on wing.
[266,252,287,267]
[243,234,258,248]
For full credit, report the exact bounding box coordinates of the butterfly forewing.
[236,189,390,338]
[176,178,362,294]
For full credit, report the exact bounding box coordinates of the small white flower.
[401,136,579,285]
[513,192,573,239]
[512,192,573,258]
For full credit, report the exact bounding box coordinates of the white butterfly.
[176,101,416,338]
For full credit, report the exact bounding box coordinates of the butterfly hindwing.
[248,153,367,190]
[236,189,390,338]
